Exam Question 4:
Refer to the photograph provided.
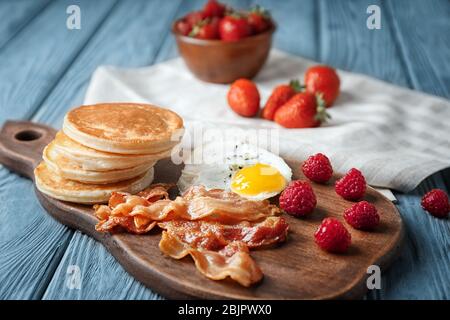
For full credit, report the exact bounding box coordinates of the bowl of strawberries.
[172,0,275,84]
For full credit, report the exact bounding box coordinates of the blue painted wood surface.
[0,0,448,300]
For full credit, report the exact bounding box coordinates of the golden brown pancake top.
[65,103,183,143]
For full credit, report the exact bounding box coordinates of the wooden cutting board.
[0,121,404,299]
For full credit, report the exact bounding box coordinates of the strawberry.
[227,78,260,117]
[176,19,191,36]
[273,92,330,128]
[262,80,302,121]
[203,0,226,18]
[189,18,220,39]
[219,14,252,41]
[247,5,272,34]
[186,10,206,28]
[304,65,340,107]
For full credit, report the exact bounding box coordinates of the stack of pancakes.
[34,103,184,204]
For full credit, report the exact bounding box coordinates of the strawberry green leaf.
[314,93,331,123]
[289,79,305,92]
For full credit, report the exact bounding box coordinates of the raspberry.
[335,168,366,201]
[344,201,380,230]
[279,180,317,217]
[421,189,450,218]
[302,153,333,183]
[314,218,351,253]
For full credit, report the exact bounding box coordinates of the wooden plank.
[0,0,52,50]
[379,185,450,300]
[386,0,450,98]
[318,0,450,300]
[442,169,450,192]
[318,0,410,86]
[0,0,117,299]
[33,0,183,127]
[0,0,117,125]
[257,0,319,59]
[0,169,73,299]
[380,0,450,300]
[42,232,161,300]
[153,0,203,63]
[39,0,183,300]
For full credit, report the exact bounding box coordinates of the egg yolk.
[230,163,286,197]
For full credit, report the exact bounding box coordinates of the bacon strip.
[157,217,288,286]
[94,184,288,287]
[158,217,289,250]
[159,231,263,287]
[94,183,174,233]
[182,186,281,223]
[94,185,281,233]
[137,183,174,202]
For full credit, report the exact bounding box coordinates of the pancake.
[52,131,171,171]
[43,142,156,184]
[63,103,184,154]
[34,162,154,204]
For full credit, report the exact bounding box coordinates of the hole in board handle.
[14,130,42,141]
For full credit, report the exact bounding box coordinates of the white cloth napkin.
[84,49,450,198]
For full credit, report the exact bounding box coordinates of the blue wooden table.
[0,0,448,300]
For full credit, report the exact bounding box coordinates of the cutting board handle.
[0,121,56,180]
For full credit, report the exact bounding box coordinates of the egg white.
[177,141,292,200]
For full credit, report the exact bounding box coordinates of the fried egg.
[178,141,292,200]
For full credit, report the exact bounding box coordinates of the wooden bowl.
[172,20,275,84]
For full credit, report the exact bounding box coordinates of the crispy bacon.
[137,183,174,202]
[159,231,263,287]
[157,217,288,286]
[94,185,281,233]
[158,216,289,250]
[94,184,288,286]
[94,183,174,233]
[182,186,281,223]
